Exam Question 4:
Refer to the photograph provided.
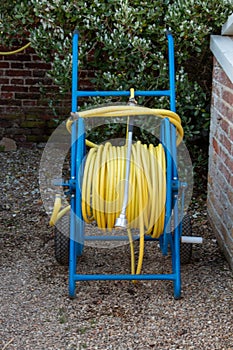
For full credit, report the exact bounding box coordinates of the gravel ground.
[0,148,232,350]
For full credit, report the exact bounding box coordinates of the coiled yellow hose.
[81,140,166,276]
[51,105,183,276]
[81,141,166,237]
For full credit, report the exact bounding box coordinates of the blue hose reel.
[56,30,194,299]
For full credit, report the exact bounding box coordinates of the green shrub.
[1,0,233,144]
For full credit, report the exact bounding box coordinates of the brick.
[14,54,32,62]
[220,189,230,209]
[220,101,232,118]
[215,64,232,87]
[7,70,32,77]
[219,160,231,183]
[0,113,22,120]
[35,100,49,107]
[222,88,233,105]
[219,170,230,191]
[24,62,51,70]
[220,132,232,152]
[10,78,24,84]
[0,78,9,84]
[28,86,40,93]
[26,134,49,142]
[3,106,22,113]
[226,156,233,174]
[25,78,44,85]
[22,100,37,107]
[6,127,31,136]
[207,192,223,218]
[2,85,28,93]
[227,190,233,208]
[229,125,233,140]
[23,107,52,115]
[1,92,14,99]
[0,99,21,106]
[219,144,228,161]
[11,62,24,69]
[212,137,219,154]
[220,118,231,135]
[33,70,46,78]
[0,107,7,114]
[15,92,40,100]
[21,120,45,128]
[30,127,46,135]
[0,62,10,68]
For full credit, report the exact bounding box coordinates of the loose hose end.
[49,194,62,227]
[114,214,128,229]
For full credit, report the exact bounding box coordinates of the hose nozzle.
[114,213,128,229]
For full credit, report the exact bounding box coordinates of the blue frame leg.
[69,118,86,298]
[75,117,85,257]
[172,228,181,299]
[69,233,77,298]
[69,120,78,298]
[171,209,181,299]
[170,122,181,299]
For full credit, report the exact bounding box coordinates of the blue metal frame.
[68,29,182,299]
[71,30,176,111]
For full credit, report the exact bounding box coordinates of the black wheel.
[180,214,192,265]
[54,213,70,265]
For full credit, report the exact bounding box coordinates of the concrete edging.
[210,35,233,84]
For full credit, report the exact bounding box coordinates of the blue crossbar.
[73,274,176,282]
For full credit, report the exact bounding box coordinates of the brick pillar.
[207,57,233,269]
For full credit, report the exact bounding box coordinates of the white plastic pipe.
[181,236,203,244]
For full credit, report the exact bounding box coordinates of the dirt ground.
[0,148,232,350]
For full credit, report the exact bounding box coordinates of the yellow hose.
[67,105,183,145]
[49,194,62,226]
[0,42,31,55]
[81,141,166,232]
[56,205,71,223]
[51,105,183,276]
[81,140,166,276]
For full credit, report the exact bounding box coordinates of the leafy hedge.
[1,0,233,143]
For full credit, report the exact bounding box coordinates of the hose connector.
[70,112,79,120]
[128,88,137,106]
[114,213,128,229]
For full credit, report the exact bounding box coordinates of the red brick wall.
[0,44,92,146]
[207,57,233,269]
